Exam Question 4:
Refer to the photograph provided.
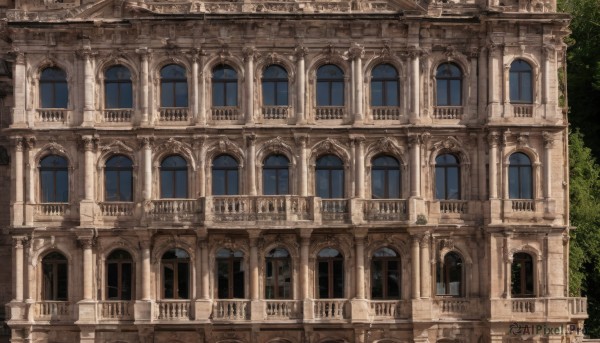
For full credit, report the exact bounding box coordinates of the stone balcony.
[489,297,588,321]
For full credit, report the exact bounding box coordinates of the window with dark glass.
[105,65,133,109]
[435,63,462,106]
[263,154,289,195]
[509,152,533,199]
[510,60,533,104]
[40,155,68,203]
[106,250,133,300]
[316,64,344,106]
[371,155,401,199]
[262,65,289,106]
[216,249,244,299]
[212,65,238,107]
[371,64,399,107]
[265,248,292,299]
[317,248,344,298]
[40,67,68,108]
[161,249,190,299]
[315,155,344,198]
[212,155,239,195]
[435,154,460,200]
[160,155,188,198]
[436,252,463,296]
[511,252,534,297]
[105,155,133,202]
[42,252,68,301]
[160,64,188,108]
[371,247,401,299]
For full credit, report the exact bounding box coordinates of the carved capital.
[407,134,420,147]
[244,133,257,146]
[419,233,430,248]
[242,47,258,62]
[25,136,36,150]
[79,237,95,249]
[468,47,480,58]
[348,43,365,60]
[294,45,309,59]
[135,47,151,59]
[13,236,27,249]
[81,135,96,152]
[408,48,421,59]
[487,131,500,147]
[294,134,308,148]
[351,135,366,146]
[542,131,555,148]
[13,136,24,152]
[139,136,154,150]
[9,49,26,64]
[76,48,97,60]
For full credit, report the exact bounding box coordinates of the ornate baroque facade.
[0,0,587,341]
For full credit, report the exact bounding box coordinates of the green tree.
[569,130,600,337]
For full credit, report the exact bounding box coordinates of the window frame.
[262,65,289,107]
[316,248,344,299]
[104,65,133,109]
[262,154,290,195]
[104,155,134,202]
[370,64,400,107]
[265,248,292,299]
[160,64,188,108]
[371,247,401,300]
[434,153,461,200]
[435,62,463,107]
[371,155,402,199]
[511,252,535,297]
[105,249,134,301]
[436,251,463,297]
[508,152,533,199]
[39,154,69,203]
[160,155,188,199]
[216,249,245,299]
[316,64,345,107]
[315,155,345,199]
[39,67,68,109]
[161,249,191,300]
[212,64,239,107]
[212,154,239,196]
[509,59,534,104]
[41,251,68,301]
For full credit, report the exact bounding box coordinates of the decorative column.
[11,51,26,127]
[246,134,257,195]
[200,240,209,299]
[194,229,212,320]
[136,48,150,124]
[133,238,152,322]
[349,44,365,124]
[408,135,421,197]
[191,51,200,125]
[248,230,263,321]
[81,49,96,126]
[142,137,153,201]
[243,47,256,125]
[420,234,431,298]
[353,136,365,198]
[78,237,95,301]
[82,136,95,201]
[12,137,24,226]
[542,46,555,106]
[543,132,554,199]
[411,235,421,299]
[299,228,313,320]
[295,135,308,196]
[409,49,420,122]
[468,49,479,113]
[487,44,501,113]
[354,231,366,299]
[197,49,207,126]
[502,234,511,298]
[13,237,25,302]
[295,46,308,124]
[488,131,499,198]
[502,63,511,105]
[141,241,151,300]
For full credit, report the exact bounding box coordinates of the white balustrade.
[159,107,189,121]
[103,109,133,122]
[265,300,301,319]
[99,301,133,320]
[212,196,253,221]
[212,106,240,120]
[513,105,533,117]
[437,298,469,313]
[569,297,587,315]
[372,107,400,120]
[35,301,70,320]
[262,106,289,120]
[315,106,344,120]
[320,199,349,222]
[35,203,68,216]
[213,300,249,320]
[439,200,468,214]
[512,298,536,313]
[37,109,67,123]
[255,196,286,221]
[155,300,191,320]
[511,200,535,212]
[433,106,463,119]
[370,300,400,319]
[313,299,346,319]
[99,202,134,216]
[364,199,407,221]
[290,196,311,220]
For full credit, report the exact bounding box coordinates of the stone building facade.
[0,0,587,341]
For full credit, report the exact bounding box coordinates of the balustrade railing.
[262,106,289,120]
[569,297,587,316]
[439,200,468,214]
[35,301,70,320]
[212,196,253,221]
[372,107,401,120]
[99,301,133,320]
[159,107,189,121]
[313,299,346,320]
[437,298,469,314]
[265,300,301,319]
[255,196,286,221]
[370,300,400,319]
[147,199,201,221]
[35,203,69,216]
[155,300,191,320]
[512,298,536,313]
[212,106,240,120]
[364,199,407,221]
[511,199,535,212]
[213,300,249,320]
[320,199,349,222]
[37,109,68,123]
[290,196,312,220]
[315,106,344,120]
[433,106,463,119]
[99,202,134,216]
[103,109,133,123]
[513,105,534,118]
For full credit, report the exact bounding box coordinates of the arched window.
[161,249,190,299]
[40,155,69,203]
[262,65,289,106]
[212,155,239,195]
[40,67,68,108]
[371,155,401,199]
[265,248,292,299]
[436,252,463,296]
[212,65,238,107]
[42,252,68,301]
[435,154,460,200]
[263,154,289,195]
[105,65,133,109]
[105,155,133,202]
[371,64,399,107]
[435,63,462,106]
[160,64,188,108]
[106,250,133,300]
[371,247,401,299]
[216,249,244,299]
[315,155,344,198]
[316,65,344,106]
[510,60,533,104]
[511,252,534,297]
[509,152,533,199]
[317,248,344,298]
[160,155,188,198]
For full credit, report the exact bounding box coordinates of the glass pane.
[105,84,119,109]
[372,170,384,199]
[387,260,400,298]
[121,263,132,300]
[226,82,237,106]
[41,171,54,202]
[318,261,329,298]
[175,170,188,198]
[55,83,68,108]
[510,73,519,102]
[107,263,119,299]
[161,171,173,198]
[213,83,225,106]
[212,171,225,196]
[316,82,329,106]
[233,260,244,298]
[227,170,238,195]
[331,170,344,198]
[56,171,68,202]
[177,262,189,299]
[333,260,344,298]
[56,263,68,300]
[331,82,344,106]
[278,260,291,298]
[161,83,174,107]
[119,171,133,201]
[105,170,118,201]
[43,263,54,300]
[40,83,54,108]
[316,170,329,198]
[263,170,276,195]
[278,170,289,195]
[120,83,133,108]
[436,264,445,295]
[447,167,459,199]
[511,261,523,295]
[435,167,445,199]
[522,74,532,103]
[437,81,448,106]
[521,167,532,199]
[371,260,383,298]
[388,170,401,198]
[217,260,229,298]
[163,264,174,299]
[263,82,275,106]
[371,82,383,106]
[265,261,274,299]
[450,80,461,106]
[386,82,399,106]
[276,82,288,106]
[175,82,188,107]
[509,167,519,199]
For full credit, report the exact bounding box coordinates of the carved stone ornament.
[516,133,529,148]
[294,45,309,59]
[542,131,555,148]
[260,136,293,156]
[100,139,134,154]
[432,136,462,152]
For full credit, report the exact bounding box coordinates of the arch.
[40,250,69,301]
[306,54,351,80]
[31,243,74,268]
[436,250,464,296]
[370,246,402,299]
[370,63,400,107]
[309,139,352,167]
[256,137,296,166]
[212,64,239,107]
[365,138,406,166]
[255,54,296,83]
[428,136,471,166]
[96,140,136,169]
[151,239,196,265]
[363,55,405,81]
[100,239,139,262]
[151,57,192,80]
[204,138,245,168]
[35,143,73,168]
[430,56,470,80]
[152,138,197,171]
[434,62,464,107]
[96,56,140,82]
[509,244,541,261]
[203,55,245,81]
[503,147,540,165]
